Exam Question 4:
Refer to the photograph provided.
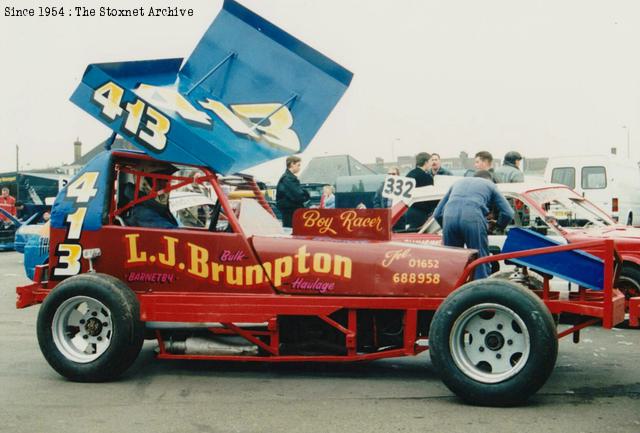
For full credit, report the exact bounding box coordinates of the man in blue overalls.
[433,170,514,279]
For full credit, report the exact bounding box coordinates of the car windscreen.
[525,188,615,228]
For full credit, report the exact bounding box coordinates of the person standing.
[473,151,493,171]
[494,151,525,183]
[373,166,400,208]
[0,187,16,207]
[320,185,335,209]
[433,170,514,279]
[428,153,453,177]
[276,155,310,228]
[0,187,17,220]
[465,151,495,181]
[405,152,434,230]
[14,201,26,220]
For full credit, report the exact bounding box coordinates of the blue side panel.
[51,151,112,232]
[502,228,604,291]
[70,0,352,175]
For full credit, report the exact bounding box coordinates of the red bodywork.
[16,153,635,363]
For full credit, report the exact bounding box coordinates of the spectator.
[466,151,495,181]
[320,185,335,209]
[276,155,310,228]
[0,187,16,221]
[15,201,26,220]
[433,170,514,279]
[405,152,434,230]
[0,187,15,206]
[373,166,400,208]
[494,151,525,183]
[428,153,453,177]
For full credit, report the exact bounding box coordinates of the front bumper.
[16,264,49,309]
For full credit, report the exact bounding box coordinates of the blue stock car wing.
[70,0,352,174]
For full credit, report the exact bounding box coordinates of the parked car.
[544,154,640,225]
[335,174,386,208]
[14,210,50,253]
[398,180,640,303]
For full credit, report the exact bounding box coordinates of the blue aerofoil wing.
[70,0,352,174]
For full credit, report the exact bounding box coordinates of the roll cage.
[107,153,276,235]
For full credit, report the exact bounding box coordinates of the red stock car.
[396,179,640,306]
[14,0,638,408]
[16,149,636,407]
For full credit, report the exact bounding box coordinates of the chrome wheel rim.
[449,303,530,383]
[52,296,113,363]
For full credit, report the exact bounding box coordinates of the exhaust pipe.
[165,336,259,356]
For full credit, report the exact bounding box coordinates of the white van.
[544,155,640,225]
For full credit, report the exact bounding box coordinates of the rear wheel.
[37,273,143,382]
[429,279,557,406]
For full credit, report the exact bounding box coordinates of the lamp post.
[622,125,630,158]
[15,144,19,202]
[392,138,399,163]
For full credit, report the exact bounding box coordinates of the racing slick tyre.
[37,273,144,382]
[429,279,558,407]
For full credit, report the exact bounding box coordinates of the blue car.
[14,211,50,253]
[23,231,49,281]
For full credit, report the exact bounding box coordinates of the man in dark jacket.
[276,155,310,228]
[433,170,514,279]
[428,153,453,177]
[405,152,434,230]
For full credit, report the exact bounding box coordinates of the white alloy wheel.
[449,303,530,384]
[52,296,113,363]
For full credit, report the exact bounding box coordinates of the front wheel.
[429,279,557,406]
[37,273,144,382]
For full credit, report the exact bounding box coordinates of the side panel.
[48,152,112,283]
[251,236,473,297]
[50,226,274,294]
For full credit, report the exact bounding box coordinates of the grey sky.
[1,0,639,182]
